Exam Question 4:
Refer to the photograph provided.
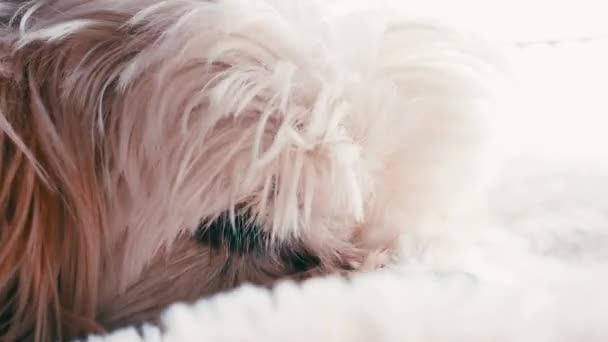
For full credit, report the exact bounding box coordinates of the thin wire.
[512,34,608,48]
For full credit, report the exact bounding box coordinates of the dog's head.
[0,0,497,340]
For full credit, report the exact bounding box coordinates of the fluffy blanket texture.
[84,157,608,342]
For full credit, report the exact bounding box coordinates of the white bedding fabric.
[83,157,608,342]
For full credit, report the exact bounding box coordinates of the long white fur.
[1,0,504,338]
[11,0,501,289]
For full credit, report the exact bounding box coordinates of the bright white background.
[413,0,608,162]
[338,0,608,162]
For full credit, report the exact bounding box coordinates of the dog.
[0,0,498,340]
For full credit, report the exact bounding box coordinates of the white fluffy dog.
[0,0,499,340]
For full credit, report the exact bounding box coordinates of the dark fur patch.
[193,210,265,254]
[193,211,321,274]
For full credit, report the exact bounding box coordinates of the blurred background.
[340,0,608,163]
[403,0,608,232]
[409,0,608,163]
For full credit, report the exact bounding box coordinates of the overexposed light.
[335,0,608,162]
[407,0,608,162]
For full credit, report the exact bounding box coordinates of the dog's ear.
[0,7,122,342]
[0,1,180,338]
[0,60,74,341]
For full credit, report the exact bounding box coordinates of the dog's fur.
[0,0,497,340]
